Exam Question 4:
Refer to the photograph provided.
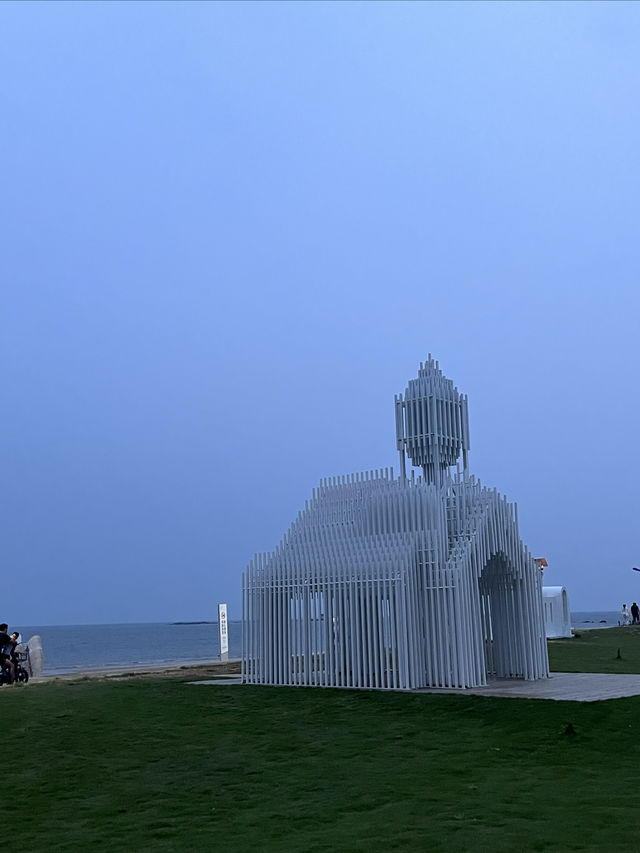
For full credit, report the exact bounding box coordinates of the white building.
[542,586,573,639]
[242,358,549,690]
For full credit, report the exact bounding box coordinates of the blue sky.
[2,1,639,624]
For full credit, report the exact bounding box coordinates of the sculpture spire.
[395,356,470,484]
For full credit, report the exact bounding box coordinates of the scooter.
[0,652,30,685]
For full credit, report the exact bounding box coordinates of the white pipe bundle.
[242,359,549,690]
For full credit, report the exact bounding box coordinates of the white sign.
[218,603,228,660]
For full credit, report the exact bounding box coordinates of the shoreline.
[35,658,241,683]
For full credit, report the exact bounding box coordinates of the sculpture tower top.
[394,355,470,484]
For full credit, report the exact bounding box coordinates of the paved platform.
[188,672,640,701]
[416,672,640,702]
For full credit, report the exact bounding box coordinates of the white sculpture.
[25,635,44,678]
[542,587,573,638]
[242,357,549,689]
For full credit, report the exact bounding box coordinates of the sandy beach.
[34,658,241,683]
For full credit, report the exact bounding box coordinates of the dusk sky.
[3,2,639,625]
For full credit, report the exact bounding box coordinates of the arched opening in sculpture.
[480,552,536,679]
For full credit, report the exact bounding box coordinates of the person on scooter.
[0,624,15,685]
[9,633,21,667]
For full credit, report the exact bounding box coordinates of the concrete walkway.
[189,672,640,701]
[416,672,640,702]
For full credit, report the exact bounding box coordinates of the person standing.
[0,623,15,684]
[622,604,631,626]
[631,603,640,625]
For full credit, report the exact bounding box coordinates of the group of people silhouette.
[621,603,640,626]
[0,624,21,684]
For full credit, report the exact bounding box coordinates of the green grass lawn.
[548,625,640,673]
[9,628,640,852]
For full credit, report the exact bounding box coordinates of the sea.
[12,612,623,676]
[571,611,623,630]
[15,621,243,676]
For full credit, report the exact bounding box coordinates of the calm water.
[15,621,242,676]
[571,611,623,629]
[12,612,625,676]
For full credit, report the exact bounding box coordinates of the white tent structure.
[542,586,573,639]
[242,358,549,690]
